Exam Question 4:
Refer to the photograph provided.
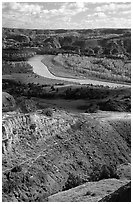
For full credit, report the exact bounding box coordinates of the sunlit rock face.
[2,92,16,112]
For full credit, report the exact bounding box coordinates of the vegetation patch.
[52,54,131,83]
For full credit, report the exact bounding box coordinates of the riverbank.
[41,54,131,86]
[28,55,131,88]
[2,72,74,86]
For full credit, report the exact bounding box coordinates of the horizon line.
[2,27,131,30]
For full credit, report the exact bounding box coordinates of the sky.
[2,1,131,29]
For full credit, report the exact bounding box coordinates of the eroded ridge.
[2,110,77,154]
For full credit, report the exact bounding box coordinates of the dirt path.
[28,55,130,88]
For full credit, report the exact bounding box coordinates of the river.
[28,55,130,88]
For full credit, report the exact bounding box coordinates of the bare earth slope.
[2,110,130,202]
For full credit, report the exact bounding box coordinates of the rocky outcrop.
[2,110,77,154]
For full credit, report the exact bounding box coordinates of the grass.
[41,55,83,79]
[2,73,74,86]
[2,58,77,86]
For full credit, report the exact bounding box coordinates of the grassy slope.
[2,110,130,201]
[41,55,82,79]
[41,54,131,84]
[54,54,131,82]
[2,73,74,86]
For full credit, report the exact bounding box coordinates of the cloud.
[2,2,20,10]
[3,2,42,15]
[53,2,88,16]
[108,6,131,18]
[3,2,88,18]
[95,3,131,12]
[119,10,131,15]
[95,3,115,12]
[20,4,41,14]
[2,2,131,29]
[95,12,106,18]
[75,2,87,10]
[88,12,106,19]
[86,16,131,28]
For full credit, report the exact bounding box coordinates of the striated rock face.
[2,114,30,138]
[2,110,77,154]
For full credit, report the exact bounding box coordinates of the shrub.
[99,165,118,180]
[42,108,53,117]
[85,103,99,113]
[63,173,84,191]
[90,164,118,181]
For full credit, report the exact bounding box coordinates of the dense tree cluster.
[2,48,36,61]
[2,61,33,75]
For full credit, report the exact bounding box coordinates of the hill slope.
[2,110,130,202]
[48,179,130,202]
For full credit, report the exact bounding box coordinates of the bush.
[63,173,84,191]
[99,165,118,180]
[85,103,99,113]
[42,108,53,117]
[90,164,118,181]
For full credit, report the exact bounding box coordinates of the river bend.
[28,55,130,88]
